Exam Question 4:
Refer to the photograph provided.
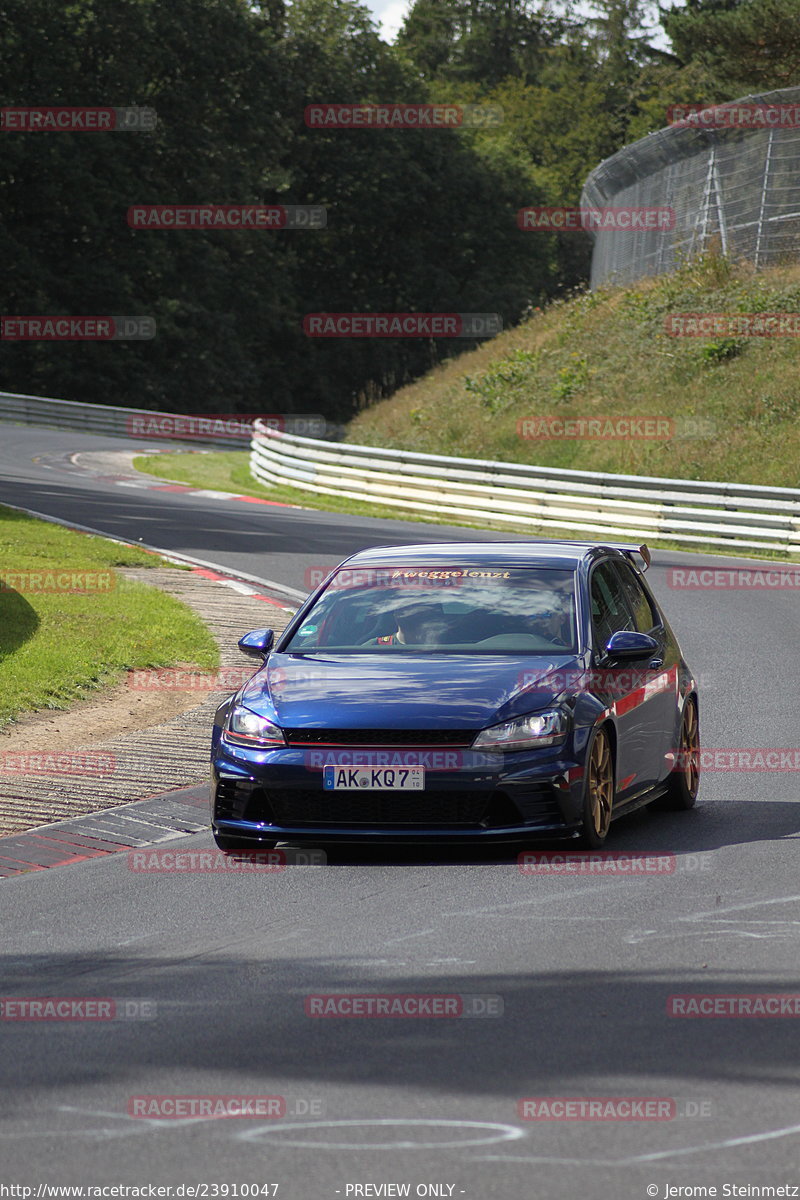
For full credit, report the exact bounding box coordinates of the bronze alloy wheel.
[679,699,700,800]
[659,697,700,810]
[582,728,614,846]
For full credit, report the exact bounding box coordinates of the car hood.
[239,652,584,730]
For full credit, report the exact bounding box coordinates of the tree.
[397,0,565,87]
[0,0,562,418]
[662,0,800,92]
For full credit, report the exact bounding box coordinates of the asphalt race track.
[1,421,800,1199]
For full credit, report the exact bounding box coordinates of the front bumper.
[211,736,585,843]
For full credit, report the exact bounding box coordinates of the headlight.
[224,704,285,747]
[473,708,567,751]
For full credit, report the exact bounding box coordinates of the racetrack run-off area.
[0,422,799,1196]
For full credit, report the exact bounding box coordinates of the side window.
[590,562,635,651]
[614,562,659,634]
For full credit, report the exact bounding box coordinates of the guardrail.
[251,423,800,555]
[2,389,797,554]
[0,390,329,448]
[0,389,250,447]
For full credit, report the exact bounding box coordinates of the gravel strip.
[0,567,295,836]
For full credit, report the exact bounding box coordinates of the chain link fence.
[581,86,800,287]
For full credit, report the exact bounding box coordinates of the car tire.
[578,726,615,848]
[660,697,700,811]
[213,832,278,851]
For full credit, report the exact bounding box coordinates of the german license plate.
[323,765,425,791]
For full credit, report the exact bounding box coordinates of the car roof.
[337,541,624,571]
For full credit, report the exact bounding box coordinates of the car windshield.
[281,566,578,654]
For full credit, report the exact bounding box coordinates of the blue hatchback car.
[210,541,699,849]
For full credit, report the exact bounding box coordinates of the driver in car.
[367,600,446,646]
[531,602,571,647]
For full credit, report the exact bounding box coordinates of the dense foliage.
[1,0,795,419]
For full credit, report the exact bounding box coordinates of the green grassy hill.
[347,255,800,489]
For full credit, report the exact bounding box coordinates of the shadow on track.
[267,798,800,866]
[0,588,39,661]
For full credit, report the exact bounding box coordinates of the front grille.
[283,728,476,747]
[257,789,492,826]
[230,782,563,832]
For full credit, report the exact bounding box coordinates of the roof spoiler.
[607,543,651,572]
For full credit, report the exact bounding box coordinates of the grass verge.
[0,505,219,729]
[348,255,800,489]
[133,255,800,563]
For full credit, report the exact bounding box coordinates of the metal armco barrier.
[251,422,800,555]
[0,390,327,448]
[2,390,797,555]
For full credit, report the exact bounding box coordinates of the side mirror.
[604,630,658,661]
[238,628,275,659]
